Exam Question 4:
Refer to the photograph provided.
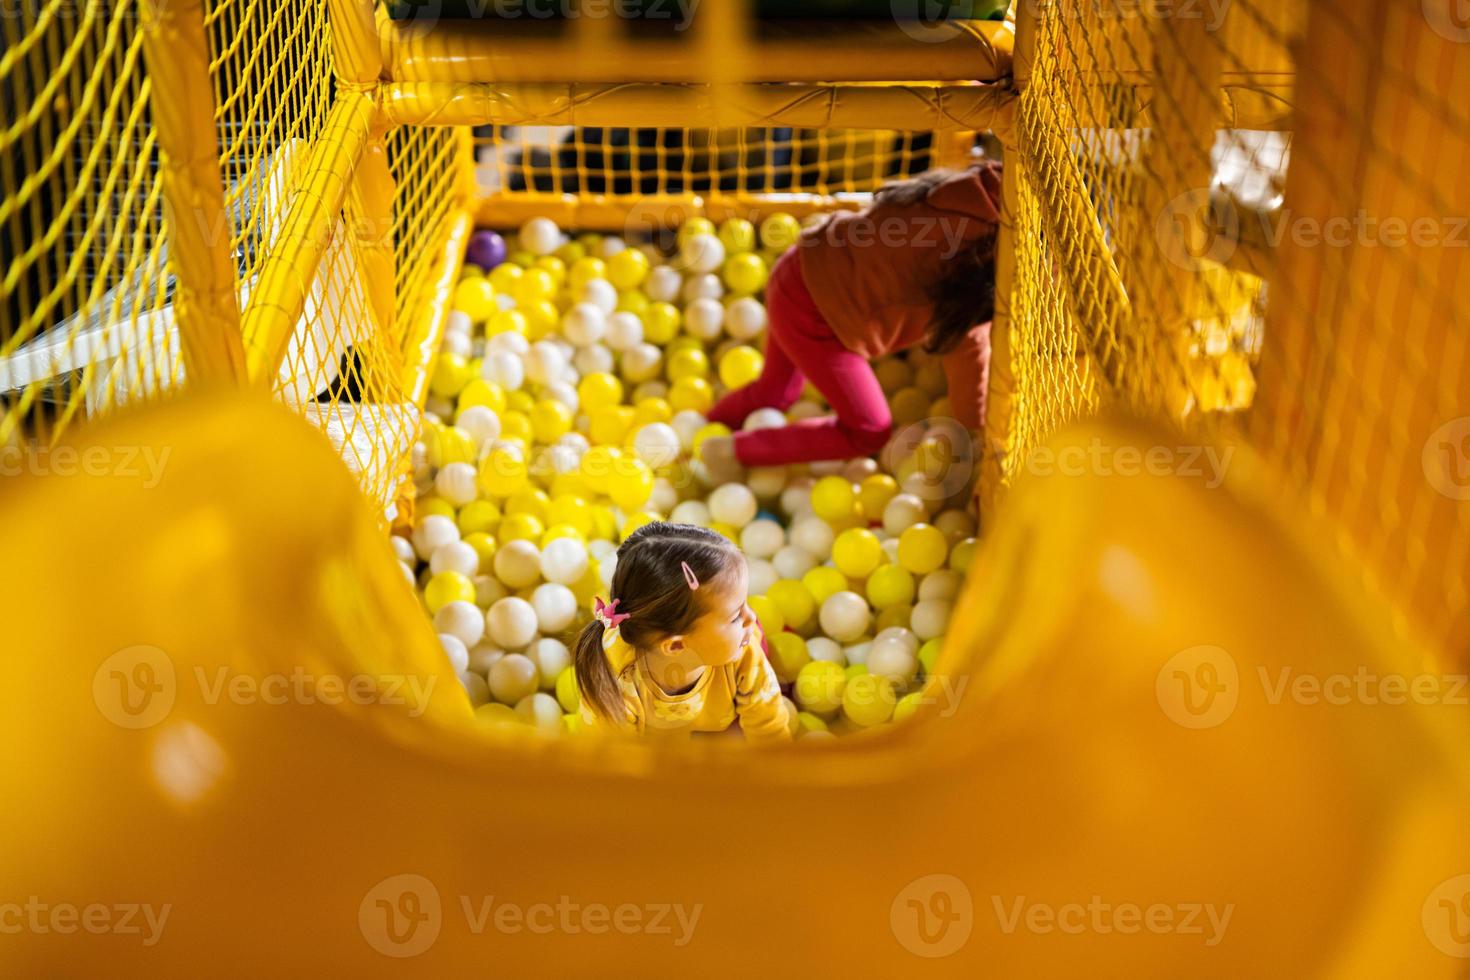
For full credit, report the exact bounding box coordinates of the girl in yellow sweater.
[574,522,792,741]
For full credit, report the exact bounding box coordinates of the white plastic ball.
[468,643,505,674]
[438,633,470,674]
[845,641,872,666]
[780,478,815,517]
[645,265,682,302]
[540,537,590,585]
[670,500,711,525]
[412,515,459,560]
[910,599,952,641]
[489,652,539,704]
[515,691,562,730]
[391,535,415,564]
[455,405,501,447]
[843,457,879,482]
[442,330,471,358]
[525,341,569,385]
[493,539,542,589]
[772,545,817,580]
[747,559,779,596]
[430,540,479,578]
[561,303,607,346]
[598,236,627,258]
[605,312,643,351]
[789,516,834,560]
[520,217,561,256]
[573,344,615,376]
[588,539,617,562]
[526,637,571,688]
[935,508,977,540]
[531,583,578,634]
[487,331,530,356]
[481,350,524,391]
[445,310,473,337]
[649,477,679,513]
[579,278,618,314]
[474,575,507,608]
[684,297,724,341]
[559,432,590,454]
[598,554,617,589]
[806,637,845,665]
[725,297,767,340]
[487,597,539,649]
[671,410,706,450]
[743,408,787,431]
[919,570,962,601]
[707,483,757,526]
[459,670,491,707]
[747,466,787,499]
[400,562,418,588]
[435,462,478,507]
[819,591,871,643]
[881,538,901,564]
[632,380,669,402]
[632,423,681,467]
[883,493,929,535]
[682,272,724,302]
[544,381,580,412]
[875,626,920,652]
[809,459,845,478]
[620,343,663,383]
[435,600,486,649]
[900,472,940,507]
[680,232,726,274]
[740,519,785,559]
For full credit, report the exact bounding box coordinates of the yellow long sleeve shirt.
[581,628,792,742]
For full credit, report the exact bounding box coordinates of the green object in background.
[387,0,1008,23]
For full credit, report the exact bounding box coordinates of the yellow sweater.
[581,628,792,742]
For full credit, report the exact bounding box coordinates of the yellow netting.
[1,2,176,447]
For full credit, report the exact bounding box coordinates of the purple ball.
[465,230,507,271]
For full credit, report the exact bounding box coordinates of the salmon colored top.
[794,160,1002,429]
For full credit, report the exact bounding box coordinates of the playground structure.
[3,0,1469,974]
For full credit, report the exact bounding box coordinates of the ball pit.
[397,215,974,738]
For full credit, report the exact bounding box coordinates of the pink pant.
[708,249,892,466]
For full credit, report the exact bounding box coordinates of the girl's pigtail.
[573,619,623,721]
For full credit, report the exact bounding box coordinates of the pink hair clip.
[681,561,700,591]
[594,597,630,629]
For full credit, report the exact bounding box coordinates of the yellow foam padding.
[3,393,1467,974]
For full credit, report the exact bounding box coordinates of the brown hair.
[573,522,742,722]
[873,167,999,355]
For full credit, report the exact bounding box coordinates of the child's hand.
[699,435,743,487]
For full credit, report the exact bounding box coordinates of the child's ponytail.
[573,618,623,722]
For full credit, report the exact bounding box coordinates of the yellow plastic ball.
[505,389,535,414]
[555,666,581,713]
[590,504,618,540]
[424,571,475,614]
[616,290,649,318]
[463,531,497,569]
[607,248,650,290]
[633,397,673,427]
[608,458,655,510]
[949,537,977,573]
[644,302,682,344]
[541,524,586,547]
[579,445,621,482]
[416,497,455,521]
[457,499,501,536]
[456,378,506,415]
[478,447,528,498]
[621,510,661,539]
[677,216,716,247]
[568,257,607,291]
[589,405,636,447]
[858,473,900,519]
[898,523,948,575]
[832,528,883,578]
[718,345,765,389]
[667,335,703,355]
[766,579,816,631]
[811,476,857,523]
[709,522,739,544]
[487,308,528,337]
[578,372,625,411]
[794,660,846,716]
[802,566,848,604]
[499,410,533,444]
[918,637,942,675]
[506,488,551,522]
[453,277,496,321]
[718,218,756,254]
[488,262,524,294]
[722,253,768,295]
[892,690,925,723]
[796,711,829,735]
[426,427,476,468]
[509,249,535,267]
[892,386,931,427]
[760,212,802,250]
[747,595,785,636]
[546,496,593,536]
[865,564,916,609]
[499,512,545,544]
[520,299,559,340]
[555,241,586,265]
[530,399,574,443]
[666,347,710,382]
[534,255,566,286]
[691,422,731,454]
[669,377,714,413]
[770,632,810,684]
[843,673,896,726]
[430,352,473,399]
